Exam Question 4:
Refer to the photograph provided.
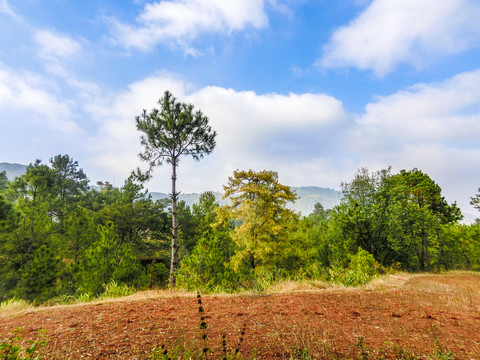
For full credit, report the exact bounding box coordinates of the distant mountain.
[0,162,27,180]
[150,186,342,216]
[3,161,474,221]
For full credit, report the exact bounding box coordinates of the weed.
[151,293,247,360]
[98,280,135,299]
[197,292,209,359]
[289,347,313,360]
[0,327,46,360]
[354,336,371,360]
[430,339,454,360]
[74,291,93,303]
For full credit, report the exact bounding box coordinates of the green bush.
[75,222,147,295]
[327,248,379,286]
[16,245,60,303]
[177,230,239,293]
[98,280,135,300]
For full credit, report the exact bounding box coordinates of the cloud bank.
[321,0,480,76]
[2,61,480,213]
[111,0,269,52]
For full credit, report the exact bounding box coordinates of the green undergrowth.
[0,327,46,360]
[0,280,136,310]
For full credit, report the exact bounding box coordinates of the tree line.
[1,158,479,303]
[1,91,479,303]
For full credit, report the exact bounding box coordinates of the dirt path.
[1,272,479,359]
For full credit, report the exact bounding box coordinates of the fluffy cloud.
[84,68,480,214]
[354,70,480,146]
[110,0,269,51]
[321,0,480,76]
[348,69,480,211]
[0,65,78,133]
[34,30,82,60]
[85,75,348,192]
[4,65,479,213]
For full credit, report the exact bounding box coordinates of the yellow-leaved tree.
[217,170,298,273]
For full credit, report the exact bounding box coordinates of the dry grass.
[364,272,412,291]
[266,279,330,293]
[403,271,480,311]
[0,298,32,315]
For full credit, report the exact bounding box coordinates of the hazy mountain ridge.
[150,187,342,216]
[0,162,341,215]
[0,162,27,180]
[2,162,474,220]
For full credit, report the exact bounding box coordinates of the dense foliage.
[0,156,479,303]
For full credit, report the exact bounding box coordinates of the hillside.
[1,161,340,214]
[150,186,341,216]
[0,272,479,359]
[0,162,27,180]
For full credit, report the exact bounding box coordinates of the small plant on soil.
[151,292,247,360]
[0,327,46,360]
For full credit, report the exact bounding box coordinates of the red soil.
[1,272,479,359]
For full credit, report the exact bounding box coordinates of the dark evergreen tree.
[0,171,8,191]
[133,91,216,286]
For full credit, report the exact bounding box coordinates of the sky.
[1,0,480,216]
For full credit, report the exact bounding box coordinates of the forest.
[1,154,479,305]
[1,92,480,305]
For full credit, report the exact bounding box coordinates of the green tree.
[0,194,17,230]
[471,188,480,213]
[331,167,462,271]
[219,170,298,273]
[192,192,219,235]
[396,169,461,271]
[331,168,395,266]
[0,171,8,191]
[8,160,56,204]
[177,194,237,292]
[133,91,216,286]
[50,154,88,203]
[17,244,60,302]
[94,179,170,255]
[177,229,237,292]
[0,162,59,299]
[49,154,89,225]
[76,222,146,294]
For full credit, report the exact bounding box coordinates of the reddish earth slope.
[1,272,479,359]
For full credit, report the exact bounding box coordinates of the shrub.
[327,248,379,286]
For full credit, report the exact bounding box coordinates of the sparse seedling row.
[151,292,247,360]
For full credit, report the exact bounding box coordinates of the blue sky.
[1,0,480,216]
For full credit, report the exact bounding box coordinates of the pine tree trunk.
[169,159,179,286]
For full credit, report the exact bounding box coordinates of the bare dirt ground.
[1,272,479,359]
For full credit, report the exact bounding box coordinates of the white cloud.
[84,70,480,214]
[110,0,269,51]
[85,75,348,192]
[347,69,480,211]
[0,0,21,21]
[355,70,480,144]
[0,65,78,133]
[189,86,346,153]
[34,30,82,60]
[321,0,480,76]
